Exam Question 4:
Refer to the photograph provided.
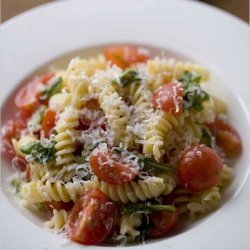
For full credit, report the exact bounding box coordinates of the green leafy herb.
[20,140,55,164]
[139,157,174,173]
[179,71,209,111]
[137,215,154,241]
[201,127,212,147]
[41,77,62,100]
[117,69,141,87]
[121,202,175,215]
[35,203,47,212]
[11,179,22,193]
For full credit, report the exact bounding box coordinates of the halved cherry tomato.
[45,200,74,211]
[89,150,138,185]
[41,109,56,138]
[207,119,242,156]
[152,82,183,115]
[1,119,25,157]
[15,73,55,113]
[66,188,115,245]
[75,117,92,131]
[104,45,150,69]
[25,165,30,181]
[149,208,179,238]
[178,144,223,192]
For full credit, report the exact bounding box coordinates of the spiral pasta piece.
[120,214,142,239]
[45,209,68,230]
[84,176,167,203]
[55,107,79,166]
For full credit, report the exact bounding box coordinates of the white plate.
[0,0,250,249]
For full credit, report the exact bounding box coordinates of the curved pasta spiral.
[146,58,209,92]
[45,209,68,230]
[143,111,184,160]
[120,214,142,239]
[99,83,129,146]
[21,180,85,203]
[49,93,81,112]
[84,177,167,203]
[55,107,79,166]
[217,165,233,188]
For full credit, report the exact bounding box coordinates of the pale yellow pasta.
[45,209,68,230]
[120,214,142,239]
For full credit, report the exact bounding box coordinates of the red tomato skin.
[41,109,56,138]
[46,201,74,211]
[1,119,25,157]
[207,119,242,156]
[66,188,115,245]
[104,45,149,69]
[89,151,138,185]
[178,144,223,192]
[152,82,183,115]
[149,208,179,238]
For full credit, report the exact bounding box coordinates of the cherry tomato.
[89,150,138,185]
[41,109,56,138]
[178,144,223,192]
[66,188,115,245]
[25,165,30,181]
[104,45,149,69]
[149,208,179,238]
[152,82,183,115]
[15,73,54,113]
[207,119,242,156]
[1,119,25,157]
[75,117,92,131]
[45,200,74,211]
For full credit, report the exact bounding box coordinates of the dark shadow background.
[1,0,249,23]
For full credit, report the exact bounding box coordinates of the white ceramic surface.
[0,0,249,249]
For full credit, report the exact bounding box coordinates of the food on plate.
[1,45,242,245]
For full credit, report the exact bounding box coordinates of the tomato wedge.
[15,73,55,114]
[104,45,150,69]
[152,82,183,115]
[89,150,138,185]
[149,208,179,238]
[207,119,242,156]
[41,109,56,138]
[1,119,25,157]
[178,144,223,192]
[66,188,115,245]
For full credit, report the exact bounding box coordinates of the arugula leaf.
[201,127,212,147]
[20,140,55,164]
[40,77,62,100]
[179,71,209,111]
[139,157,174,173]
[11,179,22,193]
[121,202,175,215]
[136,215,154,241]
[117,69,141,87]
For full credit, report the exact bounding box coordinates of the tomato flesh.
[41,109,56,138]
[90,150,138,185]
[15,73,55,113]
[178,144,223,192]
[207,119,242,156]
[152,82,183,115]
[1,119,25,157]
[46,200,74,211]
[104,45,149,69]
[66,188,115,245]
[149,208,179,238]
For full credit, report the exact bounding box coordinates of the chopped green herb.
[137,215,154,241]
[27,105,46,132]
[41,77,62,100]
[121,202,175,215]
[117,69,141,87]
[20,140,55,164]
[11,179,22,193]
[35,203,47,212]
[201,127,213,147]
[139,157,174,173]
[179,71,209,111]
